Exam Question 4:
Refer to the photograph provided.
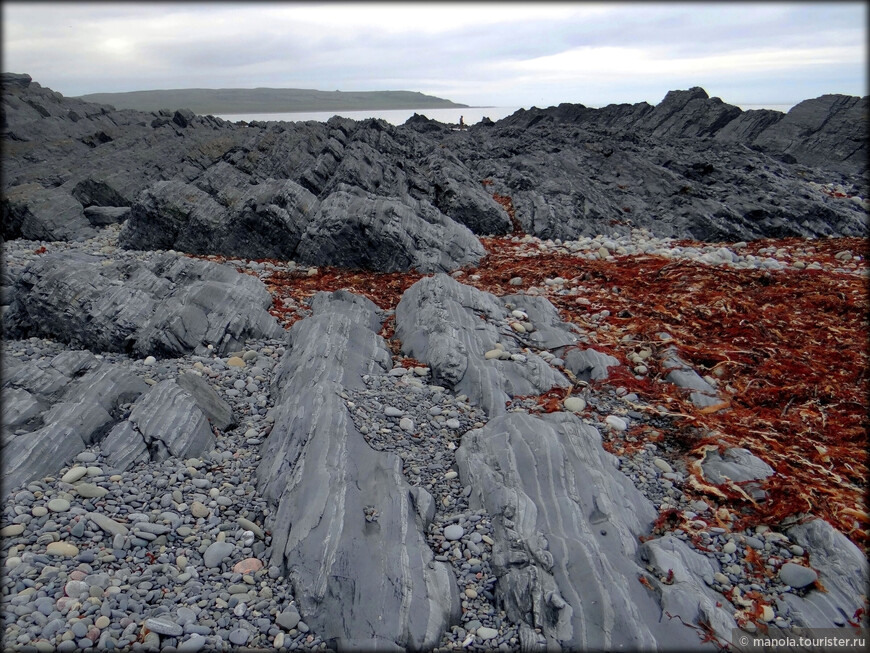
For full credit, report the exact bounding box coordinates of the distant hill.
[74,87,469,115]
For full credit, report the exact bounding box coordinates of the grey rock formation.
[749,94,868,171]
[781,517,870,627]
[638,534,739,640]
[644,87,743,139]
[295,187,485,272]
[101,420,149,472]
[455,412,730,650]
[2,183,94,241]
[395,274,572,416]
[2,352,148,495]
[120,178,319,260]
[176,371,236,431]
[563,347,621,381]
[422,151,512,234]
[71,178,130,208]
[257,291,459,651]
[123,380,215,462]
[4,76,865,266]
[4,250,284,356]
[660,346,721,407]
[83,206,131,226]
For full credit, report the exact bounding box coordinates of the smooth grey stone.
[276,606,300,631]
[202,541,234,568]
[228,628,249,645]
[778,562,818,589]
[145,617,183,637]
[701,447,774,484]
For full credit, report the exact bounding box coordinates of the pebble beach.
[3,223,866,651]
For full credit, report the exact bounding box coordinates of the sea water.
[213,103,796,127]
[213,107,521,126]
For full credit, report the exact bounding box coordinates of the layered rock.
[3,75,866,267]
[295,187,485,272]
[782,517,870,627]
[257,290,459,651]
[2,183,94,241]
[119,178,320,260]
[455,412,738,649]
[749,94,868,171]
[1,350,148,495]
[94,379,217,473]
[3,250,284,356]
[395,274,574,416]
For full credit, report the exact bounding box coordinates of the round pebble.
[47,498,71,513]
[444,524,465,541]
[563,396,586,412]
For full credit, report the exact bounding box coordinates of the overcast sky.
[3,2,866,108]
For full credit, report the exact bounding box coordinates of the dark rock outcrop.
[2,183,94,241]
[3,75,866,267]
[3,250,284,356]
[295,187,485,272]
[749,94,868,171]
[257,291,459,651]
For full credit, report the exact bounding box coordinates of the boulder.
[563,347,621,382]
[176,371,236,430]
[2,183,94,241]
[700,447,774,485]
[660,347,721,407]
[295,187,485,273]
[125,380,214,461]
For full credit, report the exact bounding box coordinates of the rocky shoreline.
[2,73,869,651]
